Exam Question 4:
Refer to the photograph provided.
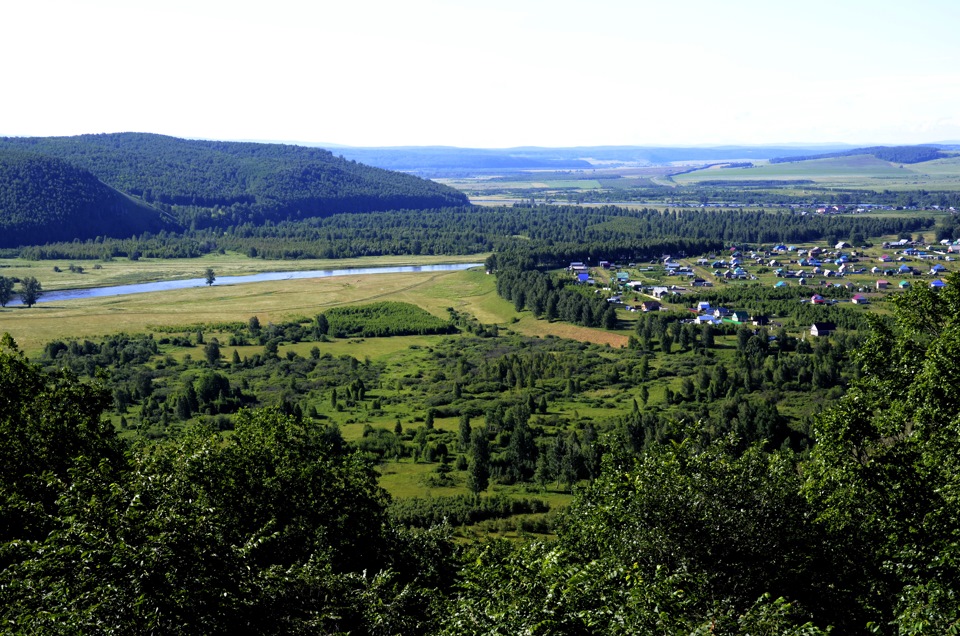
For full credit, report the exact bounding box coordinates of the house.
[878,254,892,263]
[851,294,869,305]
[931,279,947,289]
[713,307,732,319]
[752,315,770,326]
[731,310,750,323]
[811,322,836,337]
[696,314,719,325]
[696,301,712,313]
[930,264,947,274]
[811,294,826,305]
[577,273,590,283]
[775,280,788,288]
[899,280,911,289]
[876,279,890,290]
[641,300,662,312]
[651,286,671,299]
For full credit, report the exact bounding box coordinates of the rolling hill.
[0,151,175,248]
[0,133,470,239]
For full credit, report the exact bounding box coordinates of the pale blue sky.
[3,0,958,147]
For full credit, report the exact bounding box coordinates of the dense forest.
[0,151,173,247]
[3,204,935,262]
[0,133,468,246]
[3,275,960,633]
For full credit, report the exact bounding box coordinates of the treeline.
[551,182,960,210]
[389,494,550,529]
[2,204,935,261]
[494,268,618,328]
[770,144,945,165]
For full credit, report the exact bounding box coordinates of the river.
[10,262,483,306]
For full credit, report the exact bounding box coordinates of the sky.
[3,0,959,148]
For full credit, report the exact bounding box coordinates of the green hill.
[0,133,469,233]
[770,144,947,164]
[0,151,175,248]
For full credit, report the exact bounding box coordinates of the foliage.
[389,493,549,529]
[0,377,454,634]
[803,272,960,633]
[0,335,124,547]
[0,275,14,306]
[17,276,42,307]
[323,302,456,338]
[443,435,839,634]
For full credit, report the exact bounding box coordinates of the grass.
[671,154,960,190]
[0,252,488,292]
[0,269,485,356]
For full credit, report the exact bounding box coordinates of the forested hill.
[0,133,469,233]
[770,145,950,165]
[0,151,174,248]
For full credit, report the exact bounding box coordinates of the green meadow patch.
[324,302,457,338]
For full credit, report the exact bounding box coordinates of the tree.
[0,406,448,634]
[444,435,838,634]
[316,313,329,336]
[467,428,490,496]
[458,413,472,451]
[204,339,221,367]
[802,272,960,631]
[18,276,42,307]
[0,276,14,307]
[205,268,216,286]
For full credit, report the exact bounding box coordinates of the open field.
[0,261,638,356]
[672,154,960,190]
[439,155,960,203]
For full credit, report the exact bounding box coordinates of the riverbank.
[0,252,490,293]
[7,262,483,306]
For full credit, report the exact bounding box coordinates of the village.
[567,235,959,339]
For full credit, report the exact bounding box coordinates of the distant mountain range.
[317,143,960,176]
[0,133,468,248]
